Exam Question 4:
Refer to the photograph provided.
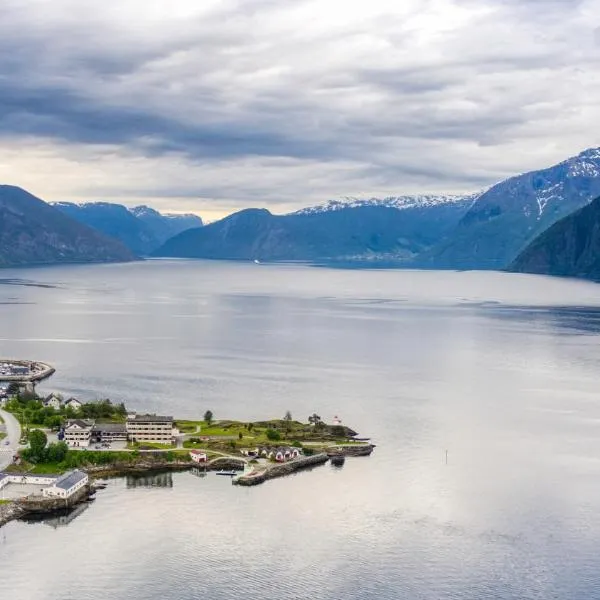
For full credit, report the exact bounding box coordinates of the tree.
[266,428,281,441]
[284,410,292,421]
[46,442,68,463]
[28,429,48,462]
[308,413,322,426]
[204,410,214,426]
[238,431,243,440]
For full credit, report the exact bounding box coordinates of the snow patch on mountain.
[291,193,481,215]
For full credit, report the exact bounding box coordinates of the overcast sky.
[0,0,598,219]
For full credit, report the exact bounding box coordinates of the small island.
[0,377,375,528]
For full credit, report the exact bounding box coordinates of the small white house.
[332,415,342,426]
[43,470,89,499]
[190,450,207,463]
[43,394,63,410]
[64,398,83,411]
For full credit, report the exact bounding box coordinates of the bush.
[266,429,281,441]
[303,447,315,456]
[292,440,303,448]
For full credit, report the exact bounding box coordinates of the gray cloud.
[0,0,598,216]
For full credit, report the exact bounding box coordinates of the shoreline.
[0,445,375,529]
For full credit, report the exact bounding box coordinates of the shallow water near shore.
[2,260,600,599]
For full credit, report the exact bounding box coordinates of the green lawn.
[0,499,13,505]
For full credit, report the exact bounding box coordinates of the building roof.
[92,422,127,433]
[66,419,94,429]
[65,398,82,405]
[127,414,173,423]
[54,470,87,491]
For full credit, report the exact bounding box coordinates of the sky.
[0,0,599,220]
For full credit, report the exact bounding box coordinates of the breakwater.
[233,453,329,486]
[0,359,55,383]
[326,444,375,457]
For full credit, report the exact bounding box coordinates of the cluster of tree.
[21,430,68,464]
[6,394,127,430]
[308,413,324,428]
[80,399,127,420]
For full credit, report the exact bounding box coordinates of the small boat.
[216,470,238,476]
[254,259,260,264]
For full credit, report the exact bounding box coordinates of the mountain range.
[52,202,203,255]
[2,147,600,276]
[0,186,134,266]
[156,196,476,262]
[155,148,600,269]
[509,195,600,280]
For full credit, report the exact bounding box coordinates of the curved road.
[0,407,21,471]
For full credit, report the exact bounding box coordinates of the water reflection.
[126,472,174,489]
[20,502,91,529]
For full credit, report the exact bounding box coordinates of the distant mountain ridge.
[509,195,600,280]
[154,195,475,262]
[0,186,134,266]
[293,194,480,215]
[53,202,203,255]
[426,148,600,269]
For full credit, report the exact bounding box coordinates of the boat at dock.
[216,470,238,476]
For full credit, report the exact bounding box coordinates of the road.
[0,407,21,470]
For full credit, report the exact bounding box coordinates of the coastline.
[0,444,375,529]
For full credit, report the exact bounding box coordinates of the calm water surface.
[2,261,600,599]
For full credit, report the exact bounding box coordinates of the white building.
[190,450,207,463]
[64,420,94,448]
[126,414,174,444]
[43,394,63,410]
[64,398,83,411]
[43,470,89,499]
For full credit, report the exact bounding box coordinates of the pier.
[233,453,329,486]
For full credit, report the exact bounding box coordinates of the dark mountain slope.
[54,202,157,255]
[53,202,204,255]
[154,198,474,262]
[428,148,600,269]
[0,186,135,266]
[509,196,600,280]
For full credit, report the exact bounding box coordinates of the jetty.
[233,453,329,486]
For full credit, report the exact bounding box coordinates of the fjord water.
[2,261,600,599]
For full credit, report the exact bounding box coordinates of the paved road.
[0,407,21,470]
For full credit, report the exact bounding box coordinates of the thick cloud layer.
[0,0,598,217]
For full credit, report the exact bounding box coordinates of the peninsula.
[0,377,375,528]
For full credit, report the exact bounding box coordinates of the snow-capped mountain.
[156,195,475,262]
[292,194,480,215]
[427,147,600,269]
